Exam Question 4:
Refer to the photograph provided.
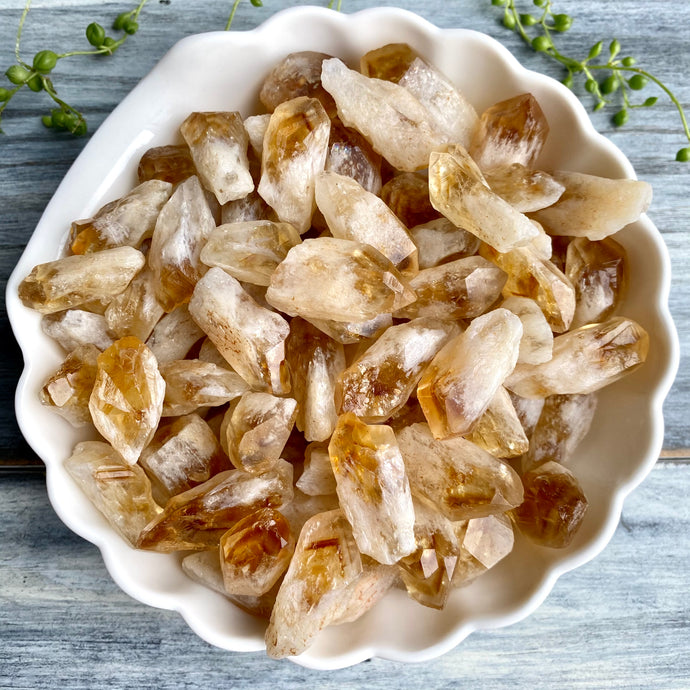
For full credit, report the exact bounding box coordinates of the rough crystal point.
[258,96,331,234]
[148,175,216,312]
[69,180,173,254]
[485,163,565,213]
[137,144,197,185]
[524,393,598,471]
[260,51,337,117]
[410,217,480,270]
[315,171,418,273]
[139,413,230,505]
[296,443,337,496]
[566,236,627,329]
[159,359,249,417]
[360,43,421,83]
[88,336,165,465]
[328,413,416,564]
[220,508,295,596]
[417,308,523,438]
[530,171,652,241]
[18,246,145,315]
[468,386,529,459]
[41,309,114,354]
[265,509,362,658]
[380,172,441,229]
[40,344,100,427]
[200,220,301,287]
[180,111,254,205]
[508,391,544,440]
[137,461,294,552]
[395,256,507,321]
[320,57,442,172]
[266,237,416,323]
[469,93,549,171]
[225,392,298,474]
[280,489,340,537]
[189,267,290,394]
[481,243,576,333]
[337,317,459,423]
[428,145,540,253]
[462,513,514,570]
[505,317,649,398]
[243,114,271,157]
[501,295,553,365]
[305,313,393,345]
[326,120,382,195]
[397,423,523,521]
[285,318,345,442]
[512,461,588,548]
[221,190,277,225]
[65,441,162,546]
[145,304,204,364]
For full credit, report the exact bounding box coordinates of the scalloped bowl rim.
[6,5,679,670]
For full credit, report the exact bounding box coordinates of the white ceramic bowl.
[6,6,679,670]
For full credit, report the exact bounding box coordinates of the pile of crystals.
[18,43,651,659]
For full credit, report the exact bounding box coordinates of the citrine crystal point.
[462,513,514,570]
[326,120,383,195]
[41,309,115,354]
[380,172,441,229]
[485,163,565,213]
[65,440,162,547]
[145,304,204,364]
[501,295,554,365]
[417,308,523,439]
[296,443,337,496]
[360,43,422,83]
[137,144,196,185]
[180,111,254,205]
[410,218,480,270]
[328,413,416,565]
[88,336,165,465]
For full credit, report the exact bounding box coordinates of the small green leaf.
[642,96,658,107]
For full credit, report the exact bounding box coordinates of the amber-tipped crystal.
[326,120,382,194]
[417,308,523,438]
[360,43,421,83]
[380,172,440,229]
[137,144,196,185]
[88,336,165,465]
[484,163,564,212]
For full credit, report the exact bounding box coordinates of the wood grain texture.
[0,1,688,685]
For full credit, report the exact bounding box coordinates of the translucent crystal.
[285,317,345,442]
[380,172,440,229]
[180,111,254,205]
[104,266,165,342]
[220,508,295,596]
[221,190,276,224]
[410,218,480,270]
[512,461,588,548]
[159,359,249,416]
[259,51,337,118]
[145,304,204,364]
[88,336,165,465]
[328,413,416,564]
[462,513,514,570]
[484,163,565,212]
[481,243,576,333]
[428,145,540,253]
[467,386,529,458]
[280,489,340,537]
[224,392,298,474]
[257,96,331,233]
[501,295,553,365]
[397,423,523,521]
[326,120,382,195]
[523,393,598,471]
[197,337,233,369]
[417,308,523,438]
[138,460,294,551]
[335,558,398,625]
[305,312,393,345]
[139,413,230,505]
[315,171,418,273]
[265,509,363,658]
[200,220,301,287]
[320,57,443,172]
[395,256,507,321]
[137,144,196,185]
[243,114,271,157]
[565,236,627,329]
[469,93,549,170]
[65,440,162,546]
[530,171,652,241]
[70,180,172,254]
[508,391,544,440]
[265,237,416,323]
[40,344,100,427]
[18,246,145,315]
[337,317,459,423]
[41,310,114,353]
[148,175,216,312]
[506,317,649,398]
[296,443,337,496]
[398,57,479,148]
[360,43,421,83]
[189,268,290,394]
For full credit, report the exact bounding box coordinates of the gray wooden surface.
[1,0,688,686]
